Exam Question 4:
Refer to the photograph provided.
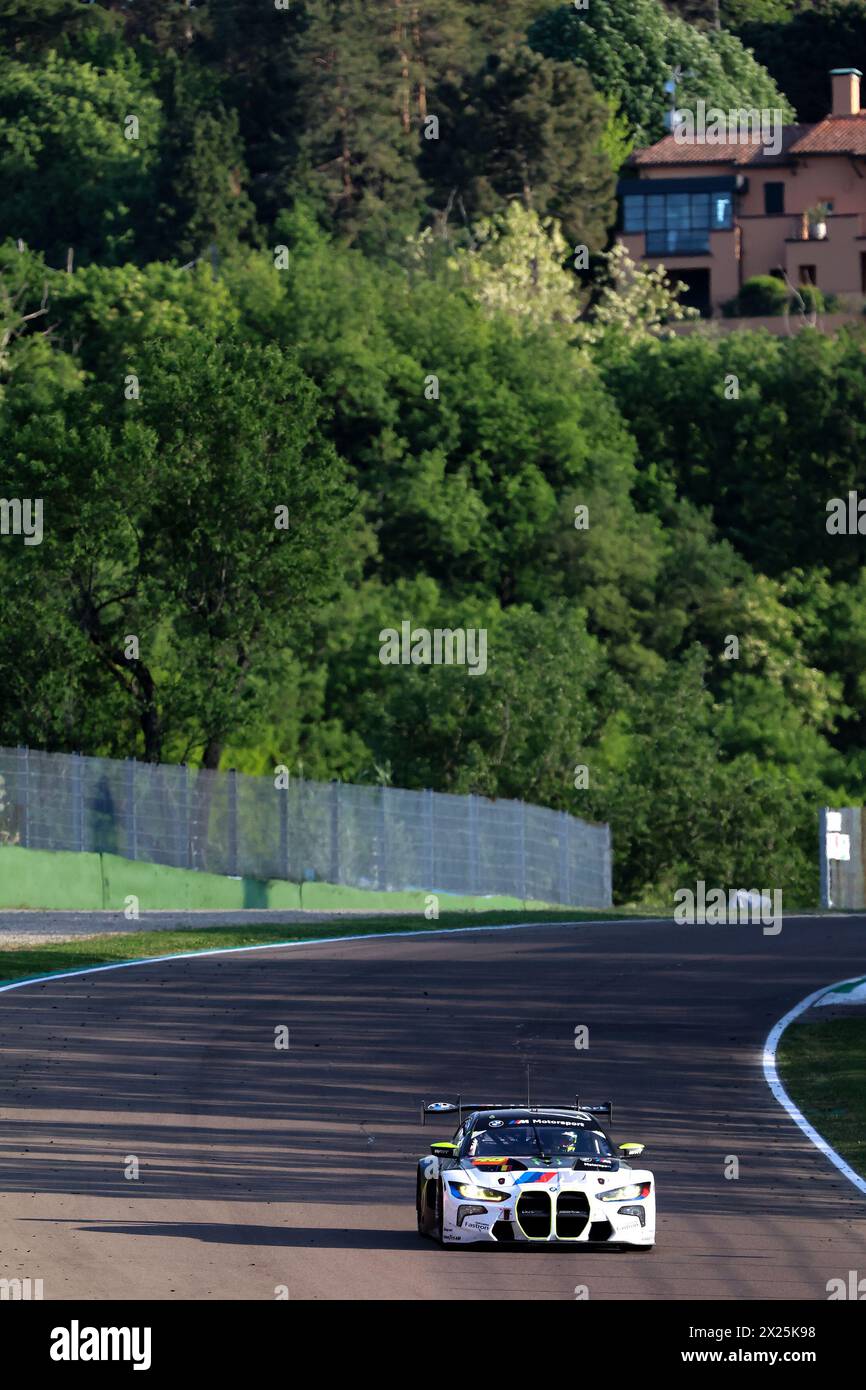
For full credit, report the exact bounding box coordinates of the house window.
[622,187,733,253]
[764,182,785,215]
[646,229,709,254]
[691,194,711,228]
[622,197,645,233]
[799,265,817,285]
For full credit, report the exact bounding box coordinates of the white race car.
[416,1098,655,1249]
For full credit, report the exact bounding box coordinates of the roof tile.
[631,116,866,167]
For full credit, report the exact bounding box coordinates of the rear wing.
[421,1097,614,1126]
[576,1098,614,1126]
[421,1099,522,1126]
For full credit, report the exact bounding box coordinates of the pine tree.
[161,110,258,262]
[426,44,617,251]
[391,0,473,131]
[287,0,428,248]
[150,59,257,262]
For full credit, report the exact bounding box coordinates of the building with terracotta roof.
[617,68,866,316]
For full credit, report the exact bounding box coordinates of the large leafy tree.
[294,575,611,802]
[0,242,71,388]
[0,49,161,265]
[0,334,357,765]
[601,327,866,581]
[441,203,581,330]
[529,0,793,144]
[266,212,640,606]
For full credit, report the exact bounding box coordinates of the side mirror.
[430,1141,458,1156]
[618,1142,645,1158]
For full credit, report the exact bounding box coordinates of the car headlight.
[453,1182,509,1203]
[598,1182,651,1202]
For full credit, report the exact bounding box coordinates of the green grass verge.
[0,907,656,987]
[778,1017,866,1180]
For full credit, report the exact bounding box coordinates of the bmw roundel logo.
[489,1119,503,1127]
[427,1102,456,1112]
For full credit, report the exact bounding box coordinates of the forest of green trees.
[2,0,866,906]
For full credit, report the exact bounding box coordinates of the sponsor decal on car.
[504,1117,593,1127]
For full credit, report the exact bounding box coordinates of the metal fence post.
[819,806,831,909]
[126,758,137,860]
[227,768,238,876]
[425,789,435,888]
[330,780,340,884]
[468,794,479,894]
[378,784,388,890]
[18,745,30,848]
[71,751,84,853]
[180,764,191,869]
[559,811,570,907]
[518,800,527,901]
[603,823,613,909]
[279,779,289,881]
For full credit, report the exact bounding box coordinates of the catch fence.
[0,746,612,907]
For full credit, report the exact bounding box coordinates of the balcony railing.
[787,212,863,243]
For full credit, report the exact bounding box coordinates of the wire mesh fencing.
[0,746,612,907]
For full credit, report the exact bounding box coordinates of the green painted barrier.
[0,844,556,914]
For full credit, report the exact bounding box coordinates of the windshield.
[466,1119,614,1165]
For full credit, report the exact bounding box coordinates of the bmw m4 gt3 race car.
[416,1099,655,1249]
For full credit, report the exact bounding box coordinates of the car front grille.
[554,1191,591,1239]
[515,1190,551,1238]
[516,1188,600,1241]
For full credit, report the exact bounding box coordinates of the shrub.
[736,274,790,316]
[793,283,825,315]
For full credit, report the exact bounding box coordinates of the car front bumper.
[443,1179,656,1246]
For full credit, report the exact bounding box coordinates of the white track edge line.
[762,975,866,1196]
[0,915,660,995]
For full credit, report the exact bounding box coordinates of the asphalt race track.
[1,915,865,1301]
